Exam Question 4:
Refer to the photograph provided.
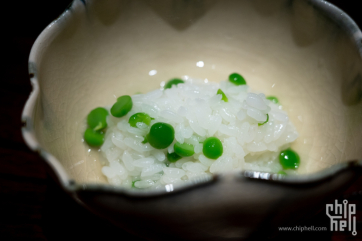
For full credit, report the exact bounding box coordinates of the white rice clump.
[100,78,299,189]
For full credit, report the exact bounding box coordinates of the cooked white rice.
[100,78,299,189]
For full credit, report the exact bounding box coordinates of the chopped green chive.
[174,142,195,157]
[164,78,184,89]
[258,114,269,126]
[217,89,228,102]
[141,136,148,144]
[228,73,246,86]
[266,96,279,104]
[167,152,182,162]
[279,148,300,170]
[111,95,133,117]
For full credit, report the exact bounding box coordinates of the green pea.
[87,107,108,131]
[174,142,195,157]
[167,152,182,162]
[203,137,223,159]
[129,112,153,128]
[279,148,300,170]
[228,73,246,86]
[164,78,184,89]
[266,96,279,104]
[84,128,105,147]
[217,89,228,102]
[111,95,133,117]
[277,170,287,175]
[147,122,175,149]
[258,114,269,126]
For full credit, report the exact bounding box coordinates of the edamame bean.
[84,128,105,147]
[111,95,133,117]
[87,107,108,131]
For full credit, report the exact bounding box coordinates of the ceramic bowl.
[23,0,362,239]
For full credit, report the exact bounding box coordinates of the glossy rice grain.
[100,78,299,189]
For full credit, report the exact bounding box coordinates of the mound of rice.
[100,78,299,189]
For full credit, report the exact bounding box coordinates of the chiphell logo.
[326,199,357,236]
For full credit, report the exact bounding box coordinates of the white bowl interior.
[31,0,362,184]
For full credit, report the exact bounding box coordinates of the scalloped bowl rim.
[22,0,362,196]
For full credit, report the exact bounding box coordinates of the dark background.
[1,0,362,240]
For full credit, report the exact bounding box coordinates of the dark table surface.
[2,0,362,240]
